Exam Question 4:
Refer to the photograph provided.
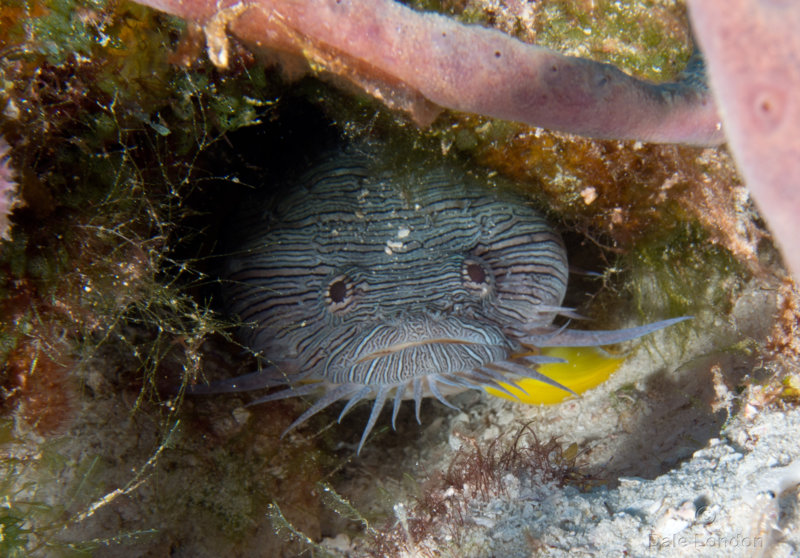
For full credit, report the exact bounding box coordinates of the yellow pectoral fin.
[485,347,624,405]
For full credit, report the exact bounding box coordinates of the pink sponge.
[689,0,800,278]
[134,0,723,145]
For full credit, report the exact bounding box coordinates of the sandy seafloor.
[397,404,800,558]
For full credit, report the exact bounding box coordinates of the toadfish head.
[193,146,687,453]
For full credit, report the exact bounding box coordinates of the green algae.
[535,0,691,80]
[0,0,278,388]
[0,424,148,557]
[407,0,691,80]
[0,0,286,553]
[624,226,743,320]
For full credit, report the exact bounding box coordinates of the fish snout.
[324,316,512,384]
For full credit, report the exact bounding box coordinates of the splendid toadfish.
[193,145,686,453]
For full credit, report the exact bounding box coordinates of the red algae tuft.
[366,423,586,555]
[0,277,77,436]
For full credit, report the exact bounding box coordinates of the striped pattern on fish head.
[198,147,687,453]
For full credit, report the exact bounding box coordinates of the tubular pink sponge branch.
[134,0,724,146]
[688,0,800,279]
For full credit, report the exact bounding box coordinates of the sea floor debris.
[347,404,800,557]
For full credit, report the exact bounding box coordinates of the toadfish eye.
[462,258,492,296]
[466,262,486,284]
[329,279,347,303]
[326,274,354,312]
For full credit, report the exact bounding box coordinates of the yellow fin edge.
[485,347,624,405]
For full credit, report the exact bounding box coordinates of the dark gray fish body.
[200,146,686,453]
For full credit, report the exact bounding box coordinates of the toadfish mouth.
[355,337,502,363]
[322,314,576,402]
[191,315,579,454]
[326,315,525,384]
[189,311,689,454]
[249,315,576,454]
[350,335,570,398]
